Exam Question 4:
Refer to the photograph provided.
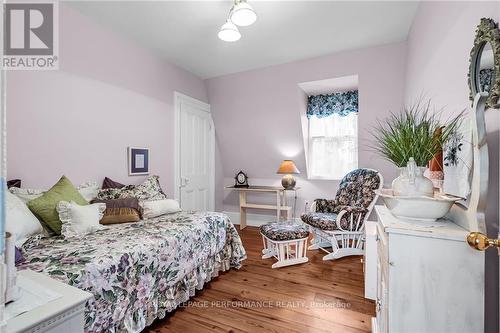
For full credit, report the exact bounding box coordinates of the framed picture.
[128,147,149,176]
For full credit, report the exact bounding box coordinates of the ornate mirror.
[468,18,500,109]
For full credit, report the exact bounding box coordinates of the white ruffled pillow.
[142,199,181,218]
[5,191,44,246]
[56,201,106,238]
[76,181,99,202]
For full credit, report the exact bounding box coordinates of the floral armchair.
[301,168,383,260]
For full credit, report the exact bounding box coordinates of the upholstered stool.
[259,221,310,269]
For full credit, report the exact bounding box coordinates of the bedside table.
[6,270,92,333]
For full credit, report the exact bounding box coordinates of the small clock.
[234,171,249,188]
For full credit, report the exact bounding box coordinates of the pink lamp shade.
[277,160,300,174]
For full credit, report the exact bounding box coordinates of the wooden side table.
[226,186,299,229]
[6,270,92,333]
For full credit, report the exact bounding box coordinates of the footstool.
[259,221,310,269]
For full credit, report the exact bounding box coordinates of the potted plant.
[372,100,462,196]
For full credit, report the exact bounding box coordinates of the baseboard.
[222,211,300,227]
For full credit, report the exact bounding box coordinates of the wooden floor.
[144,226,374,333]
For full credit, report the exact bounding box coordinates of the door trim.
[173,92,215,211]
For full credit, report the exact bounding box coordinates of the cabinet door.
[376,224,389,333]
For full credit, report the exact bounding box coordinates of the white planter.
[376,189,459,222]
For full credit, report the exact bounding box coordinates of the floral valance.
[307,90,358,118]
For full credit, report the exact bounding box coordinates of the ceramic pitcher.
[392,157,434,197]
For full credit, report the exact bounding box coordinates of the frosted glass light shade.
[230,0,257,27]
[218,20,241,42]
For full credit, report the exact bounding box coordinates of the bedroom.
[0,0,499,332]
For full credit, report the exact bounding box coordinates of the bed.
[18,211,246,333]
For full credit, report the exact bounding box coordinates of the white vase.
[392,157,434,197]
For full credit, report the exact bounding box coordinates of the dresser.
[373,205,484,333]
[6,270,92,333]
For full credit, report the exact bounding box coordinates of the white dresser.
[6,270,92,333]
[373,205,484,333]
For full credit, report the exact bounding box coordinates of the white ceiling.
[68,1,420,79]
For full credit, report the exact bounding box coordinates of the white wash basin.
[376,189,460,222]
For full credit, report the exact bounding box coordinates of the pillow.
[15,247,24,265]
[9,187,44,204]
[92,198,141,225]
[142,199,181,218]
[57,201,106,238]
[27,176,89,235]
[97,185,136,201]
[133,175,167,201]
[102,177,125,189]
[97,175,167,201]
[77,181,100,201]
[5,191,44,246]
[10,181,99,204]
[7,179,21,188]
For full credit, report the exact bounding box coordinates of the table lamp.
[277,160,300,190]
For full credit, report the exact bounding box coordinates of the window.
[308,112,358,180]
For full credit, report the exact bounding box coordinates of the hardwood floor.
[144,226,374,333]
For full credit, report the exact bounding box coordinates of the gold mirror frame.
[468,18,500,109]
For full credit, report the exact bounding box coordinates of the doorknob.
[467,232,500,251]
[180,177,191,187]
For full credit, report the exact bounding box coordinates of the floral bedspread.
[18,212,247,333]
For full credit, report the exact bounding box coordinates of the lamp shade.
[277,160,300,174]
[230,0,257,27]
[218,20,241,42]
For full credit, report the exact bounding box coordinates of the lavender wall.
[206,42,407,214]
[404,2,500,331]
[6,4,207,195]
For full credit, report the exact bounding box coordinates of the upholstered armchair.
[301,168,383,260]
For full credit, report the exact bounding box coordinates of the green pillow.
[28,176,88,235]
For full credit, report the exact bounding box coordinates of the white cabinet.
[364,221,378,300]
[373,206,484,333]
[6,270,92,333]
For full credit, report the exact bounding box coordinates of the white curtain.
[309,113,358,180]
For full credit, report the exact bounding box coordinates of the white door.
[175,93,214,212]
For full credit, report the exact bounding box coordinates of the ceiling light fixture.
[218,19,241,42]
[230,0,257,27]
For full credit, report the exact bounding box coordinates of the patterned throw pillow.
[10,181,100,204]
[132,175,167,201]
[9,187,45,204]
[97,175,167,202]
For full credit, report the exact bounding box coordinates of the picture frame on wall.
[128,147,149,176]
